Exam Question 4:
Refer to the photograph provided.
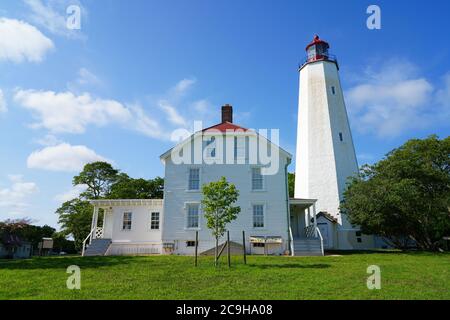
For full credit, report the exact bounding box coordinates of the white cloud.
[27,143,110,172]
[16,77,225,142]
[14,89,132,134]
[23,0,85,39]
[76,68,101,86]
[0,17,54,63]
[0,89,6,112]
[34,134,62,146]
[172,78,196,96]
[129,104,168,140]
[54,184,86,202]
[14,87,172,139]
[158,99,187,126]
[67,67,102,92]
[346,60,441,138]
[436,72,450,108]
[0,175,38,214]
[192,99,210,113]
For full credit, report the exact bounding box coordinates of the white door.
[317,223,329,248]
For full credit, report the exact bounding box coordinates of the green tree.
[56,161,118,250]
[56,199,93,251]
[201,177,241,266]
[109,174,164,199]
[56,161,164,251]
[288,172,295,198]
[52,232,76,254]
[73,161,119,199]
[341,135,450,250]
[19,224,55,250]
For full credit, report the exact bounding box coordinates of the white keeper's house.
[83,35,378,257]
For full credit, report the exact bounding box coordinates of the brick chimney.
[221,104,233,123]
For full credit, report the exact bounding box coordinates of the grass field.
[0,251,449,300]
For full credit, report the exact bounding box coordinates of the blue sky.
[1,0,449,228]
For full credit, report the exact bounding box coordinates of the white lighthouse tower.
[294,35,359,249]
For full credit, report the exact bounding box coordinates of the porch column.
[102,209,107,229]
[313,202,318,237]
[305,207,311,227]
[91,206,98,241]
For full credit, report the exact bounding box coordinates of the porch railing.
[81,227,105,257]
[304,225,316,238]
[81,228,95,257]
[289,227,294,256]
[302,225,324,255]
[315,227,325,256]
[95,226,104,239]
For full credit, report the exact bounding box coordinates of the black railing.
[299,53,338,69]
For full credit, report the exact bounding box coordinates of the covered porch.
[81,202,113,256]
[288,198,324,256]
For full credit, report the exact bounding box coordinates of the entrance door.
[317,223,329,248]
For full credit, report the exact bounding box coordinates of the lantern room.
[301,35,338,69]
[306,35,329,61]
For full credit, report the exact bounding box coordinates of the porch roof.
[289,198,317,208]
[90,199,163,207]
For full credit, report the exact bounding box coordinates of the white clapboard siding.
[161,133,291,255]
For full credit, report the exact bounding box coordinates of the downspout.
[284,160,292,255]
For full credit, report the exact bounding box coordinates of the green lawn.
[0,252,449,299]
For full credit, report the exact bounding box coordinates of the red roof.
[202,121,249,133]
[305,35,329,51]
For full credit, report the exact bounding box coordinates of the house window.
[234,136,245,159]
[188,168,200,190]
[150,212,160,230]
[122,212,132,230]
[186,241,197,247]
[205,137,216,158]
[331,86,336,95]
[356,231,362,243]
[253,204,264,228]
[339,132,343,141]
[186,203,200,229]
[253,243,265,248]
[252,167,263,190]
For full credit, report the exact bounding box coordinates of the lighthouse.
[294,35,359,249]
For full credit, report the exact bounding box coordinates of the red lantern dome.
[305,34,329,52]
[300,35,338,70]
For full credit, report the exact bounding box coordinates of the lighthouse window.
[307,46,316,58]
[331,86,336,95]
[339,132,343,141]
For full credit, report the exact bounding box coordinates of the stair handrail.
[315,227,324,256]
[81,228,95,257]
[289,227,294,256]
